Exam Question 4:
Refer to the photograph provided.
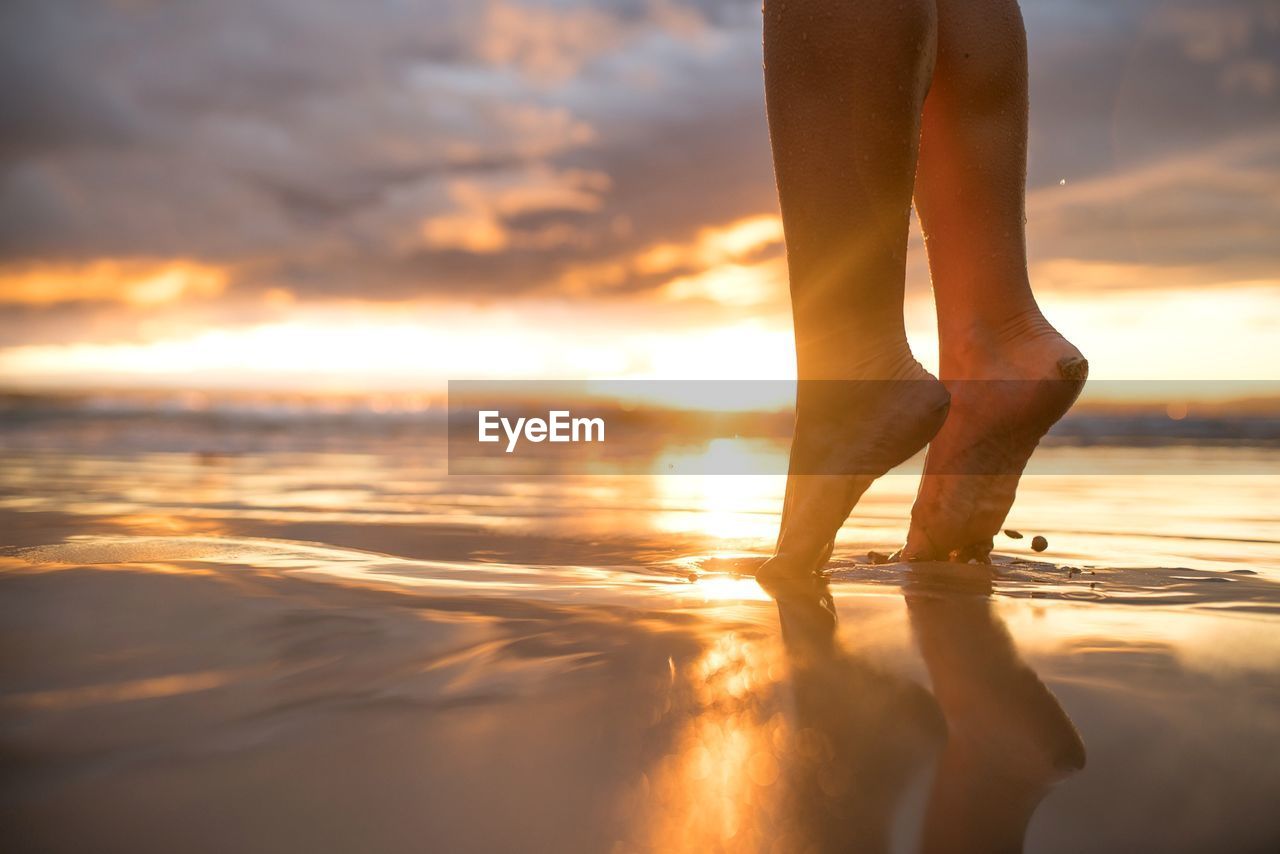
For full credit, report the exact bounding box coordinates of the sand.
[2,433,1280,853]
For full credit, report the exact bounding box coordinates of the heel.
[1056,356,1089,382]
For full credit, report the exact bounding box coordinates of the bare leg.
[903,0,1088,561]
[759,0,950,579]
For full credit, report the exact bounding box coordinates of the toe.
[950,540,993,564]
[901,523,943,562]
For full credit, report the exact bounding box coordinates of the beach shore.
[3,428,1280,852]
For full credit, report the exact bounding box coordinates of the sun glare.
[3,276,1279,400]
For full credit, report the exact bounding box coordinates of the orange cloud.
[0,260,229,307]
[420,168,611,253]
[558,213,786,306]
[635,214,784,277]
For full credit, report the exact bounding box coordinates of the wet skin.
[762,0,1085,574]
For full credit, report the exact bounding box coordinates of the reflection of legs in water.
[905,567,1085,853]
[762,575,943,853]
[903,0,1087,562]
[758,0,951,580]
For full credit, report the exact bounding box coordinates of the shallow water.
[2,428,1279,852]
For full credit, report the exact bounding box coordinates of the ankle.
[938,307,1073,377]
[799,339,926,381]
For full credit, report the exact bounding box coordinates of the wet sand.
[2,433,1280,852]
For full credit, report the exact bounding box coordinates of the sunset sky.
[1,0,1277,394]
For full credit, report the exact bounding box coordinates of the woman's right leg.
[760,0,950,578]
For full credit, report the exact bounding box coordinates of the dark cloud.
[0,0,1276,326]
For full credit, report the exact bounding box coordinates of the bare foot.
[902,313,1087,562]
[759,356,950,580]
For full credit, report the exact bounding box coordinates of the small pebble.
[1031,535,1049,552]
[1004,529,1023,539]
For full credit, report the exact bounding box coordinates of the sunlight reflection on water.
[2,433,1280,852]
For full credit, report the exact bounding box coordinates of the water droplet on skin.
[1059,178,1067,186]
